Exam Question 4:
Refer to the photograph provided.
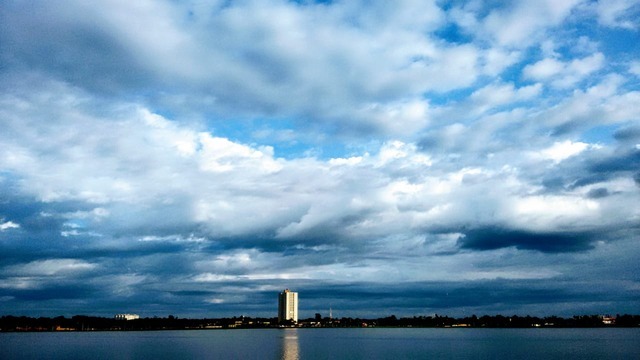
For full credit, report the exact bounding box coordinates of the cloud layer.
[1,0,639,318]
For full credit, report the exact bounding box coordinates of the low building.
[601,315,616,325]
[114,313,139,321]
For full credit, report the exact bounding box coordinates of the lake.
[1,328,639,359]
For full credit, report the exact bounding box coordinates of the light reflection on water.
[280,328,299,360]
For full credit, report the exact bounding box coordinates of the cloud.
[0,0,479,138]
[535,75,639,136]
[523,53,605,88]
[535,140,591,163]
[0,220,19,231]
[630,61,640,76]
[468,82,542,114]
[595,0,640,29]
[523,58,565,79]
[478,0,583,47]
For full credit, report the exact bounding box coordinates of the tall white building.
[278,289,298,323]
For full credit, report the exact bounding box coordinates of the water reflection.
[279,328,300,360]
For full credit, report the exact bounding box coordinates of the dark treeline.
[2,314,639,332]
[371,314,639,328]
[0,315,274,332]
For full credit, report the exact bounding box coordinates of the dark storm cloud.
[169,290,216,297]
[0,198,74,264]
[614,125,640,142]
[0,201,63,235]
[536,145,640,191]
[0,185,198,267]
[573,148,640,188]
[588,147,640,173]
[457,227,599,253]
[0,2,152,95]
[286,278,639,316]
[586,187,610,199]
[0,187,81,235]
[76,241,190,261]
[2,284,98,302]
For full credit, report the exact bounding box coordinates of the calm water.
[1,328,639,359]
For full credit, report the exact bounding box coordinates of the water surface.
[2,328,638,359]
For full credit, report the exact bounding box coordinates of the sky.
[0,0,639,319]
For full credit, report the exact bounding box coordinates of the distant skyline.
[1,0,639,318]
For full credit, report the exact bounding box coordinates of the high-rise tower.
[278,289,298,323]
